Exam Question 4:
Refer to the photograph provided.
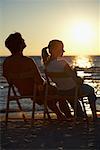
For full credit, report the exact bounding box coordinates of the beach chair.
[44,68,88,123]
[5,72,51,127]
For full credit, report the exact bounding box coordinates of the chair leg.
[5,86,11,127]
[44,84,51,121]
[43,95,51,121]
[43,107,51,121]
[74,87,78,124]
[46,109,51,120]
[31,101,35,124]
[81,98,88,123]
[16,99,26,121]
[90,101,97,121]
[5,98,10,127]
[12,85,26,121]
[43,109,46,120]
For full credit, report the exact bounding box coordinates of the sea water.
[0,55,100,113]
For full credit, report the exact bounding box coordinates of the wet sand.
[1,114,100,150]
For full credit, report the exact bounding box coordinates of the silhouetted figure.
[41,39,97,120]
[3,32,68,120]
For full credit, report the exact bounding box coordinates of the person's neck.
[50,55,62,60]
[50,55,57,60]
[12,51,23,56]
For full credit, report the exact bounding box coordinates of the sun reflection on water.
[73,56,93,68]
[72,56,100,99]
[77,71,91,78]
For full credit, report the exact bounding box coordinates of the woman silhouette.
[41,39,97,120]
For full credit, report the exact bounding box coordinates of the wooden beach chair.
[44,68,89,124]
[5,72,51,127]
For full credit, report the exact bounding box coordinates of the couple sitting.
[3,32,97,121]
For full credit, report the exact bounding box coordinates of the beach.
[1,116,100,150]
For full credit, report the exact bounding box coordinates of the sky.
[0,0,100,56]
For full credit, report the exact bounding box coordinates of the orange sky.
[0,0,100,56]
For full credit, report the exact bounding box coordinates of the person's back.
[3,32,44,96]
[4,55,35,95]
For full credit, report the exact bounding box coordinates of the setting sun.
[71,22,94,44]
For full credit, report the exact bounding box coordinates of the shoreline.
[0,109,100,122]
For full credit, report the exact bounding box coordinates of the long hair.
[41,47,50,65]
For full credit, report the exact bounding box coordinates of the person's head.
[48,40,65,58]
[5,32,26,55]
[42,39,65,65]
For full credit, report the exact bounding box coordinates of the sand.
[1,114,100,150]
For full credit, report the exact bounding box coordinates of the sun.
[62,21,96,55]
[71,22,94,44]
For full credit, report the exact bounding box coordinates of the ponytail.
[41,47,50,65]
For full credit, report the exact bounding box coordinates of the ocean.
[0,55,100,114]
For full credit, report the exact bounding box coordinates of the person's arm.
[64,63,83,85]
[64,63,77,80]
